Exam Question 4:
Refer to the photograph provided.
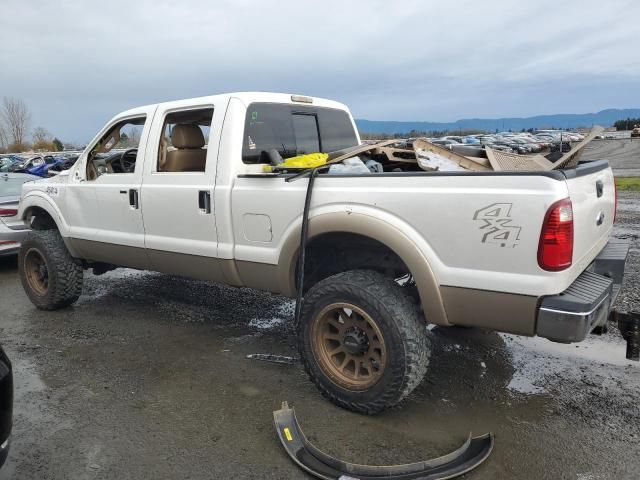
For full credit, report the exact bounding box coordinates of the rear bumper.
[536,239,629,343]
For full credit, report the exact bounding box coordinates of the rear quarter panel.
[231,172,572,297]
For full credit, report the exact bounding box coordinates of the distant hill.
[355,108,640,134]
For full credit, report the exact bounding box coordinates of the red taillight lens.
[538,198,573,271]
[0,208,18,217]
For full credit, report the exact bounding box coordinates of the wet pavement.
[0,159,639,479]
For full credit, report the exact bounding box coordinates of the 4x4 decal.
[473,203,521,248]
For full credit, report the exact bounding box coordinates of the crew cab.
[16,92,627,413]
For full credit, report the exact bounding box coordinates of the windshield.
[89,117,146,160]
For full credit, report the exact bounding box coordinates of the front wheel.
[19,230,83,310]
[298,270,431,414]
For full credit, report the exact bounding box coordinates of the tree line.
[0,97,65,153]
[613,118,640,131]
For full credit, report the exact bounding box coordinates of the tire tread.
[19,230,83,310]
[298,269,430,414]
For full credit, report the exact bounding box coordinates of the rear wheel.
[19,230,83,310]
[298,270,430,414]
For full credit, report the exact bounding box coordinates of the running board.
[273,402,494,480]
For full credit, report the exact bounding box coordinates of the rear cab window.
[242,103,357,164]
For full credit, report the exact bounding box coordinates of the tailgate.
[564,160,616,269]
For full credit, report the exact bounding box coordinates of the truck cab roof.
[116,92,351,119]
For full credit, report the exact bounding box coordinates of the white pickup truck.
[17,92,627,413]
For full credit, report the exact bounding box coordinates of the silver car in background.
[0,173,39,256]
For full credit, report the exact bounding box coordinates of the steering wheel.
[119,148,138,173]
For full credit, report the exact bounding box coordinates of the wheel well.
[299,232,413,292]
[24,207,57,230]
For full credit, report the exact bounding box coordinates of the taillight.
[0,208,18,217]
[538,198,573,271]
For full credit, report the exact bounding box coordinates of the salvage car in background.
[1,173,38,255]
[0,344,12,469]
[0,156,24,173]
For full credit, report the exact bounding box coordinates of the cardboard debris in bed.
[550,125,604,170]
[412,138,490,171]
[319,125,603,173]
[485,148,553,171]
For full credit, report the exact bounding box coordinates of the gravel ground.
[0,143,639,479]
[583,138,640,177]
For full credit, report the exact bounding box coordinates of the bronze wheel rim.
[311,302,387,390]
[24,248,49,295]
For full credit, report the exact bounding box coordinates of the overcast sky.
[1,0,639,142]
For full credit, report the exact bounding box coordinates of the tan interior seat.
[163,124,207,172]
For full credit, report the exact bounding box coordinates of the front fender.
[276,205,449,326]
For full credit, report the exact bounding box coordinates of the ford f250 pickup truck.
[17,92,628,413]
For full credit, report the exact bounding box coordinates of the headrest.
[171,124,205,149]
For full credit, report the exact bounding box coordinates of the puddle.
[248,301,294,331]
[501,332,637,394]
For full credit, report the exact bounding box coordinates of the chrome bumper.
[536,239,629,343]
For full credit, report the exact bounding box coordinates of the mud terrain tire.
[19,230,83,310]
[298,270,430,414]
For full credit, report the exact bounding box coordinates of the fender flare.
[20,193,80,257]
[273,402,494,480]
[20,193,68,233]
[277,209,449,326]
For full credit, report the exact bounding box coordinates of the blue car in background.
[3,154,76,177]
[26,156,68,177]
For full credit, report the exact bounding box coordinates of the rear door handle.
[198,190,211,214]
[129,189,139,209]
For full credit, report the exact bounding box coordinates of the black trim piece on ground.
[0,345,13,469]
[273,401,494,480]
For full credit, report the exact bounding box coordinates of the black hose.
[291,167,320,327]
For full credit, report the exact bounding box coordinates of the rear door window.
[242,103,357,164]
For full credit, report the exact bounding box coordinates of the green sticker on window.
[251,111,258,121]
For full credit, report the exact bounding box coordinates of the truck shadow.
[22,267,537,415]
[79,269,527,404]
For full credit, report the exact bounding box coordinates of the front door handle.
[198,190,211,214]
[129,189,139,209]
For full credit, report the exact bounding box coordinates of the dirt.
[0,147,639,479]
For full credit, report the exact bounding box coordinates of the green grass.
[615,177,640,191]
